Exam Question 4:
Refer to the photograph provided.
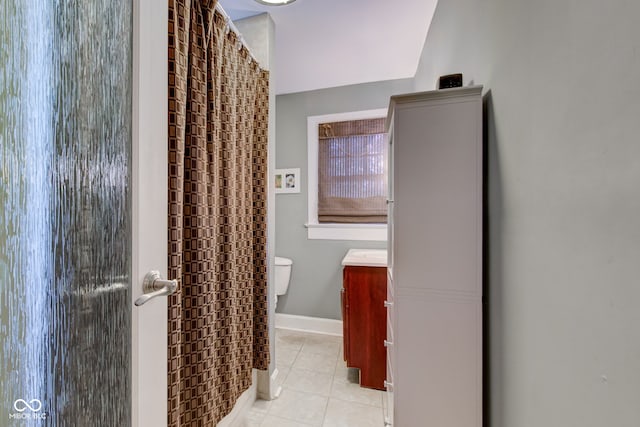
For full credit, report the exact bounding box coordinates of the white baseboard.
[274,313,343,336]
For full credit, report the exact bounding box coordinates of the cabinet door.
[343,266,387,390]
[394,99,481,295]
[395,296,481,427]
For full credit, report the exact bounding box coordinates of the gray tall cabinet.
[385,86,483,427]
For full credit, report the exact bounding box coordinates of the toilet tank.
[274,256,292,296]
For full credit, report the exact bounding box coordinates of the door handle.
[134,271,177,306]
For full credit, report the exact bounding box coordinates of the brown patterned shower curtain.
[167,0,270,425]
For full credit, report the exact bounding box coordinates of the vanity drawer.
[386,349,394,387]
[385,277,394,343]
[385,320,395,378]
[385,350,395,426]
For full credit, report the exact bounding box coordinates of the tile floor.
[241,328,387,427]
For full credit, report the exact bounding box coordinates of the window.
[307,109,388,241]
[317,118,387,223]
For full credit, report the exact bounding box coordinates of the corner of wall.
[233,11,279,400]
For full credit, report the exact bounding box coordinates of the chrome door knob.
[134,271,177,306]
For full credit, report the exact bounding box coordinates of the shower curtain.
[167,1,270,425]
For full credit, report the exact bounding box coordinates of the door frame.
[131,1,168,426]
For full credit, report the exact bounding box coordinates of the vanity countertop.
[341,249,388,267]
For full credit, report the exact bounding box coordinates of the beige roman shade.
[317,117,388,223]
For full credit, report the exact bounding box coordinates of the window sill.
[305,223,387,241]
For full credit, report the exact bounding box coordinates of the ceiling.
[218,0,438,95]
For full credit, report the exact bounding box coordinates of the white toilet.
[274,257,293,307]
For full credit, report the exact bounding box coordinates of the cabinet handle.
[384,340,393,347]
[384,300,393,308]
[384,380,394,390]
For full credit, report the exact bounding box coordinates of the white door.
[132,1,169,426]
[0,1,168,425]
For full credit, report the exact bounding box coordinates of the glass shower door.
[1,1,132,425]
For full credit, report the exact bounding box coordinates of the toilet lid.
[275,256,293,266]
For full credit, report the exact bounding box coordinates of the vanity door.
[342,266,387,390]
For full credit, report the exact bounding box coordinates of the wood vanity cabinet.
[341,265,387,390]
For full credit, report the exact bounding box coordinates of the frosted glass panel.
[1,1,132,425]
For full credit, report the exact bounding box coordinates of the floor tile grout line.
[323,358,339,426]
[319,391,330,427]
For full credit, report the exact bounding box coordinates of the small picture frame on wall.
[275,168,300,194]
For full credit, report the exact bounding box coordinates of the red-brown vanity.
[340,249,387,390]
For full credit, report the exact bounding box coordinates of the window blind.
[317,118,388,223]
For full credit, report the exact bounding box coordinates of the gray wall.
[275,79,413,319]
[414,1,640,426]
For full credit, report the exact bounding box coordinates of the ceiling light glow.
[254,0,297,5]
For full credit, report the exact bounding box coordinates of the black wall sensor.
[438,73,463,89]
